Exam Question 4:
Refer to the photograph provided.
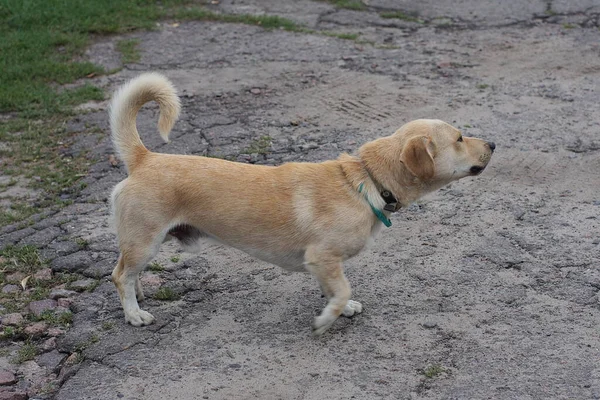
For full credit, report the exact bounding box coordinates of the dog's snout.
[487,142,496,152]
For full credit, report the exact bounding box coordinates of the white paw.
[312,315,335,336]
[342,300,363,317]
[125,308,155,326]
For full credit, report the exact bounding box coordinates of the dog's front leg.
[305,249,362,335]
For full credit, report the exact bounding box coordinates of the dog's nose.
[487,142,496,152]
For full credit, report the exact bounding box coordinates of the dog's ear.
[400,136,435,180]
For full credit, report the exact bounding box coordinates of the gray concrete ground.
[1,0,600,399]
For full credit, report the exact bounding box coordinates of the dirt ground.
[2,0,600,399]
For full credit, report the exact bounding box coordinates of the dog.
[109,73,495,335]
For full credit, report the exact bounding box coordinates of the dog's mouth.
[470,165,486,175]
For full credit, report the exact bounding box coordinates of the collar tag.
[380,190,399,212]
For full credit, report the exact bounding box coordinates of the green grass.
[320,0,366,11]
[148,261,165,272]
[322,31,359,40]
[243,136,272,155]
[101,321,115,331]
[154,287,180,301]
[0,117,96,227]
[75,238,89,249]
[422,365,446,379]
[116,38,141,64]
[476,83,489,89]
[0,0,203,116]
[174,8,302,31]
[0,245,44,275]
[30,310,74,327]
[170,256,180,263]
[12,341,37,364]
[380,11,424,24]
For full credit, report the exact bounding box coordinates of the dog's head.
[359,119,495,200]
[395,119,495,183]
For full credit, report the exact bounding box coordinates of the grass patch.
[562,23,576,29]
[75,238,89,249]
[101,321,115,331]
[170,256,180,263]
[116,38,141,64]
[0,116,99,227]
[174,8,302,31]
[380,11,424,24]
[0,245,44,276]
[319,0,366,11]
[148,261,165,272]
[30,310,73,327]
[0,0,206,115]
[12,341,37,364]
[422,365,446,379]
[154,287,180,301]
[243,136,272,155]
[476,83,489,89]
[322,31,359,40]
[2,326,17,339]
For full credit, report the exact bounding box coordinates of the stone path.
[1,1,599,399]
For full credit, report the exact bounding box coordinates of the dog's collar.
[360,162,400,213]
[358,182,395,227]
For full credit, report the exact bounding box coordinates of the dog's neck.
[338,154,407,209]
[339,153,436,208]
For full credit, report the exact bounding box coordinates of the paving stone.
[33,268,53,281]
[41,337,57,352]
[47,328,66,338]
[56,298,74,309]
[1,285,19,294]
[28,300,57,317]
[18,227,62,247]
[24,322,48,338]
[1,314,24,327]
[0,370,16,386]
[49,289,77,300]
[36,350,68,373]
[46,241,80,257]
[0,227,36,247]
[50,251,90,273]
[0,388,27,400]
[68,279,96,292]
[3,273,25,284]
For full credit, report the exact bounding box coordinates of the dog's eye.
[457,136,463,142]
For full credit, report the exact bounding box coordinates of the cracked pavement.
[1,0,600,399]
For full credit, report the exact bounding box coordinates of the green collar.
[358,182,392,227]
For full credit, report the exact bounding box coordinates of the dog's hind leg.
[305,248,363,335]
[112,230,164,326]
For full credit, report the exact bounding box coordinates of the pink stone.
[47,328,65,337]
[42,337,57,351]
[3,273,24,284]
[28,299,57,316]
[1,314,24,326]
[24,322,48,337]
[33,268,52,281]
[141,274,162,286]
[0,369,16,385]
[0,388,27,400]
[1,285,19,294]
[57,298,73,308]
[63,353,79,367]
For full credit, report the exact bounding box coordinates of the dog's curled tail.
[110,73,181,172]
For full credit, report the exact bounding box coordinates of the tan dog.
[109,73,495,335]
